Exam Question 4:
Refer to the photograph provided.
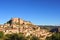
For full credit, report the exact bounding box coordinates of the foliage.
[0,31,4,38]
[18,33,27,40]
[4,33,27,40]
[0,32,40,40]
[46,32,60,40]
[30,35,40,40]
[4,33,19,40]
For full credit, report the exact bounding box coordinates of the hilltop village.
[0,18,52,40]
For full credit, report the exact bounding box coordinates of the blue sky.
[0,0,60,25]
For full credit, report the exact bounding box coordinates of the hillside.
[38,25,60,32]
[0,18,57,40]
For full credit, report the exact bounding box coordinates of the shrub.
[46,33,60,40]
[0,31,4,38]
[30,35,40,40]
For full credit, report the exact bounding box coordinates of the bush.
[4,33,19,40]
[4,33,27,40]
[18,33,27,40]
[30,35,40,40]
[0,31,4,38]
[46,33,60,40]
